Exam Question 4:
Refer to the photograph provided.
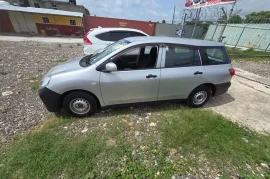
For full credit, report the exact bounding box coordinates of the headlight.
[40,77,51,89]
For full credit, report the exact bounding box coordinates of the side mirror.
[105,62,117,72]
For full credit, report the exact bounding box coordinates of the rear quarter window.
[199,47,230,65]
[129,32,147,37]
[109,31,130,41]
[95,32,110,41]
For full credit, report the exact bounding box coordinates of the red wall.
[36,24,84,36]
[84,16,156,36]
[0,10,14,33]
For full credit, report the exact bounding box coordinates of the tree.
[244,11,270,23]
[162,20,166,23]
[229,15,243,23]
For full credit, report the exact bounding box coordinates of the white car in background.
[83,28,149,55]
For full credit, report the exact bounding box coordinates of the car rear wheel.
[63,92,97,117]
[187,86,211,108]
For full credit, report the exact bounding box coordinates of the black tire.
[187,86,211,108]
[63,91,97,117]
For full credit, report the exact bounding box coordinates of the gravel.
[232,61,270,79]
[0,41,83,144]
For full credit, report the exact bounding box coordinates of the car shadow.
[55,94,235,119]
[204,93,235,108]
[55,101,186,119]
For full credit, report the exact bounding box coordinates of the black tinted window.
[165,46,201,68]
[130,32,146,37]
[96,32,110,41]
[110,31,130,41]
[111,45,158,71]
[200,47,229,65]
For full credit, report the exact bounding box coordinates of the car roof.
[91,27,148,35]
[124,36,224,47]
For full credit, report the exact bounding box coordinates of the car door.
[158,45,205,100]
[99,45,162,106]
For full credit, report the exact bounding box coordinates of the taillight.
[229,68,235,77]
[83,30,93,45]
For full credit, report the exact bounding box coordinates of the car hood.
[44,56,84,77]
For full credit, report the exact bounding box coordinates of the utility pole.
[172,5,176,24]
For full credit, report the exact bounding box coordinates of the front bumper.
[38,87,61,112]
[215,82,231,96]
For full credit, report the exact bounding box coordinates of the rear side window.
[130,32,147,37]
[110,31,130,41]
[96,32,110,41]
[165,46,201,68]
[199,47,230,65]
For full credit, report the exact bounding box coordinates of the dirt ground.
[1,40,270,144]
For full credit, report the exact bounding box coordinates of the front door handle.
[146,74,157,79]
[194,71,203,75]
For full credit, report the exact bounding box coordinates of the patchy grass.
[160,107,270,177]
[77,43,82,46]
[58,44,62,48]
[28,77,40,92]
[0,105,270,178]
[0,117,105,179]
[227,47,270,56]
[55,58,68,63]
[69,45,73,48]
[227,47,270,62]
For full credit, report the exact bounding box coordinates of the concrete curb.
[234,67,270,87]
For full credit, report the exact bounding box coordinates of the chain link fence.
[179,7,270,61]
[204,17,270,62]
[205,23,270,52]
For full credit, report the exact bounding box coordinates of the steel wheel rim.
[193,91,207,105]
[69,98,91,115]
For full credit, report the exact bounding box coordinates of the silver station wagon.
[39,37,235,117]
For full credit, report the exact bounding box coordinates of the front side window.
[199,47,229,65]
[165,46,201,68]
[89,39,131,65]
[112,45,159,71]
[42,17,49,23]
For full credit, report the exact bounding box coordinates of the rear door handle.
[194,71,203,75]
[146,74,157,79]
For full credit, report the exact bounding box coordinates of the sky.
[76,0,270,22]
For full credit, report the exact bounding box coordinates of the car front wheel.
[187,86,211,108]
[63,91,97,117]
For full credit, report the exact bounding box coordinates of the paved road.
[205,68,270,134]
[0,35,83,43]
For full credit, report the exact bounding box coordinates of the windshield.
[89,39,131,65]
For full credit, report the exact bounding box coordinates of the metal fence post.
[265,42,270,52]
[191,8,201,39]
[234,26,246,50]
[211,23,219,41]
[218,1,237,42]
